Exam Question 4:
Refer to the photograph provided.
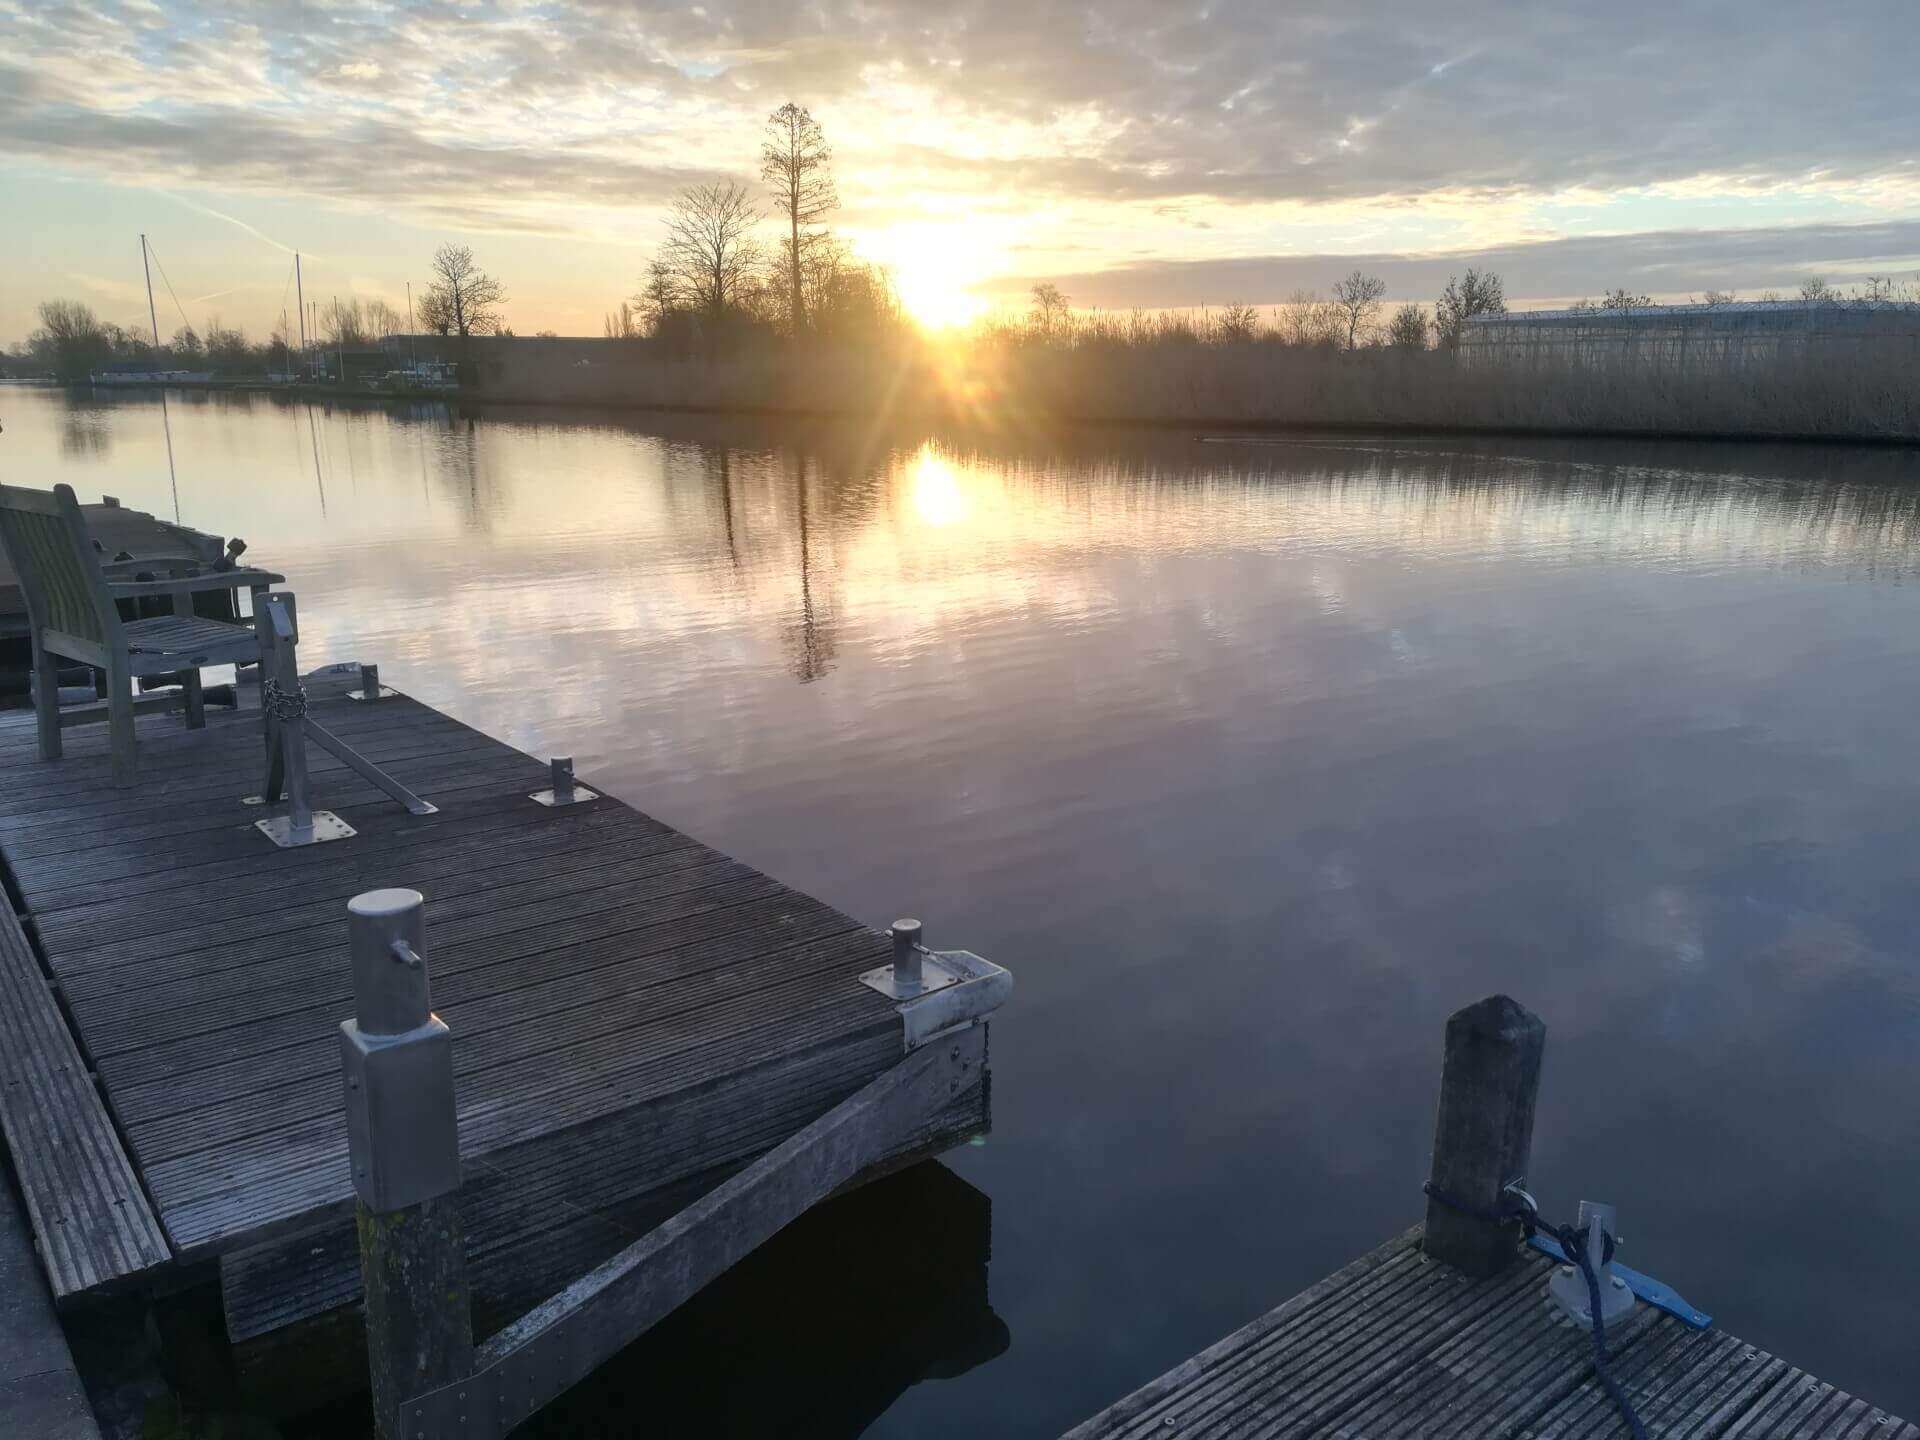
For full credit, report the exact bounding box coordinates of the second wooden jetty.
[1062,997,1913,1440]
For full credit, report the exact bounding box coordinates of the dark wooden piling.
[338,889,473,1440]
[1420,994,1545,1278]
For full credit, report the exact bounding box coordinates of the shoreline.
[41,376,1920,448]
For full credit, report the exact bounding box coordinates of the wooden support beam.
[400,1025,987,1439]
[1421,994,1545,1278]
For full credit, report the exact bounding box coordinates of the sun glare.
[864,223,995,330]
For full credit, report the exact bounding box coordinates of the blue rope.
[1423,1182,1648,1439]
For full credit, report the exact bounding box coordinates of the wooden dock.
[1062,1225,1914,1440]
[0,666,990,1366]
[1065,997,1912,1440]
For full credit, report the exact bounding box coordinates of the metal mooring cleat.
[1548,1200,1636,1329]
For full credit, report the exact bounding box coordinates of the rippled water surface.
[10,385,1920,1434]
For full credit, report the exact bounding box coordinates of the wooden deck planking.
[1063,1228,1915,1440]
[0,669,931,1312]
[0,893,171,1301]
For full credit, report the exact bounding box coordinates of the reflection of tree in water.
[782,450,839,684]
[60,409,111,459]
[421,410,496,534]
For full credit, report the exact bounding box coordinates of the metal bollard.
[338,890,472,1440]
[891,919,925,988]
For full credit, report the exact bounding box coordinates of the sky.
[5,0,1920,343]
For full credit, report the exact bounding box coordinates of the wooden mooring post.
[1421,994,1546,1277]
[339,889,473,1440]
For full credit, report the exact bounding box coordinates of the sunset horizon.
[7,2,1919,346]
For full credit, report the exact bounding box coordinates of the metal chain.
[261,677,308,722]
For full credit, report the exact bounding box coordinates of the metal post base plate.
[531,786,599,807]
[859,950,968,1002]
[346,687,400,702]
[256,810,356,847]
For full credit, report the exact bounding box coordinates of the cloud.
[4,0,1919,317]
[7,2,1919,219]
[994,221,1920,309]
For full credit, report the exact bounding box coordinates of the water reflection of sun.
[911,445,969,527]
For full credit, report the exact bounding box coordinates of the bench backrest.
[0,483,121,650]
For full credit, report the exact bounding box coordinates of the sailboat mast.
[140,233,161,349]
[407,282,417,370]
[295,252,308,373]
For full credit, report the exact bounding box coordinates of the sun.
[862,223,995,330]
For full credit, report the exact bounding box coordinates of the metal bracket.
[1528,1227,1712,1330]
[255,810,356,847]
[530,757,596,807]
[859,921,1013,1052]
[346,662,397,702]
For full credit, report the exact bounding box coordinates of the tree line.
[1011,267,1510,352]
[5,243,512,381]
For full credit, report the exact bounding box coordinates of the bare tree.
[1798,277,1839,303]
[604,300,642,339]
[1275,289,1342,348]
[1700,289,1737,307]
[1029,282,1071,337]
[1433,268,1507,348]
[1331,270,1386,348]
[760,103,837,336]
[652,181,764,319]
[634,260,682,332]
[365,297,406,337]
[423,244,507,337]
[1214,302,1260,343]
[1601,287,1654,312]
[1386,303,1430,350]
[416,287,453,336]
[29,300,110,378]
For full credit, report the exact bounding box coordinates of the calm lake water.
[10,384,1920,1434]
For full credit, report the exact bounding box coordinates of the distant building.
[1459,299,1920,366]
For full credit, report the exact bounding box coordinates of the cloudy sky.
[5,0,1919,341]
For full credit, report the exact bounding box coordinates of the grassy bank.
[456,330,1920,443]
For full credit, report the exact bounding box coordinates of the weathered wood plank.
[0,899,171,1301]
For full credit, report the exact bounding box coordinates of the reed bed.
[474,325,1920,442]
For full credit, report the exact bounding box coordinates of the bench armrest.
[107,568,285,599]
